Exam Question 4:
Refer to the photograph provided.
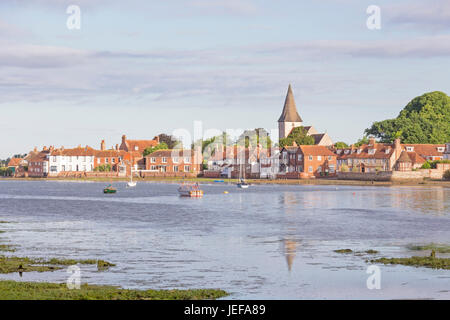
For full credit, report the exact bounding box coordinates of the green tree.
[158,134,179,149]
[143,142,169,157]
[334,141,349,149]
[365,91,450,143]
[280,126,315,147]
[354,136,369,147]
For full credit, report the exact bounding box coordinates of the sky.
[1,0,450,157]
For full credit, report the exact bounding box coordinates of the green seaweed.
[0,244,16,252]
[407,243,450,254]
[0,280,228,300]
[334,249,353,254]
[370,256,450,270]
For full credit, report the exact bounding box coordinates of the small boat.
[178,182,203,198]
[103,185,117,194]
[237,178,250,189]
[127,170,136,187]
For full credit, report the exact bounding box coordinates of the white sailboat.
[237,162,249,189]
[127,167,137,187]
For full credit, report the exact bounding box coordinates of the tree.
[143,142,169,157]
[365,91,450,143]
[354,136,369,147]
[334,142,349,149]
[280,126,315,147]
[158,134,179,149]
[444,170,450,181]
[236,128,272,148]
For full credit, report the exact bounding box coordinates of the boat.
[237,178,250,189]
[127,169,137,187]
[237,161,250,189]
[178,182,203,197]
[103,185,117,194]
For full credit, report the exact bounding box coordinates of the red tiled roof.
[50,147,96,156]
[298,145,336,156]
[407,152,426,164]
[336,143,394,160]
[125,140,158,152]
[28,152,49,162]
[403,144,445,157]
[7,158,23,167]
[146,149,194,157]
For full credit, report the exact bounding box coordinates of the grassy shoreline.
[0,280,228,300]
[2,176,450,188]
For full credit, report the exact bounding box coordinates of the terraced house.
[335,138,446,173]
[48,146,96,175]
[278,145,337,179]
[144,149,202,177]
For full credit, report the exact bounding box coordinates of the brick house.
[119,134,159,154]
[28,149,50,177]
[335,138,445,173]
[95,140,142,175]
[279,145,337,178]
[144,149,202,177]
[7,158,25,175]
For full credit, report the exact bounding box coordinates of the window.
[105,158,109,163]
[173,166,179,172]
[297,166,303,172]
[317,156,322,161]
[184,157,190,163]
[150,165,157,171]
[173,157,179,163]
[62,165,65,171]
[151,157,156,163]
[318,166,322,172]
[328,156,332,161]
[51,166,57,172]
[406,146,414,152]
[437,147,444,152]
[298,154,303,161]
[134,146,139,151]
[162,157,167,163]
[309,155,313,161]
[53,156,57,162]
[308,166,313,172]
[112,158,115,163]
[184,165,190,172]
[329,165,335,173]
[368,149,375,155]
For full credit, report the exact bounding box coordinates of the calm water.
[0,180,449,299]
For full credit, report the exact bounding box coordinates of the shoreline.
[1,176,449,188]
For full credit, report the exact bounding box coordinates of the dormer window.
[344,150,350,154]
[406,146,414,152]
[385,148,390,154]
[337,150,342,154]
[134,146,139,151]
[357,149,362,154]
[437,147,444,152]
[368,149,375,155]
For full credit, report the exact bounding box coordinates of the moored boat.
[103,185,117,194]
[178,182,203,197]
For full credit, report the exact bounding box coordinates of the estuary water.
[0,180,449,299]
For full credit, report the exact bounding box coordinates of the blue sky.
[1,0,450,157]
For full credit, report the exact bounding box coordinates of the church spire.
[278,84,302,123]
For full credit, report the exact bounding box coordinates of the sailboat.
[127,167,137,187]
[237,162,249,189]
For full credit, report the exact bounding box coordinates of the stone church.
[278,84,333,146]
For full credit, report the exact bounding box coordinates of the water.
[0,180,449,299]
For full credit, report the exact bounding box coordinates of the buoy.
[224,191,229,194]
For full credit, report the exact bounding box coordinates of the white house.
[445,143,450,160]
[259,148,280,179]
[48,146,96,175]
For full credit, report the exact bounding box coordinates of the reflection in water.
[389,188,446,215]
[282,239,298,272]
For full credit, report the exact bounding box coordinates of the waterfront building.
[28,149,50,177]
[95,140,142,175]
[48,146,96,176]
[259,148,280,179]
[445,143,450,160]
[334,138,446,173]
[144,149,202,177]
[7,158,25,175]
[278,145,337,178]
[119,134,159,154]
[278,84,333,146]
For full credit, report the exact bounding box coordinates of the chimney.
[154,135,160,143]
[292,141,298,147]
[33,146,37,152]
[369,137,376,146]
[115,144,119,150]
[43,146,47,151]
[61,146,64,151]
[394,138,402,158]
[101,140,106,151]
[122,135,127,143]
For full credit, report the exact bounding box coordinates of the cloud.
[189,0,258,15]
[386,0,450,30]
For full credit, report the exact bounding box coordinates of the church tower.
[278,84,303,140]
